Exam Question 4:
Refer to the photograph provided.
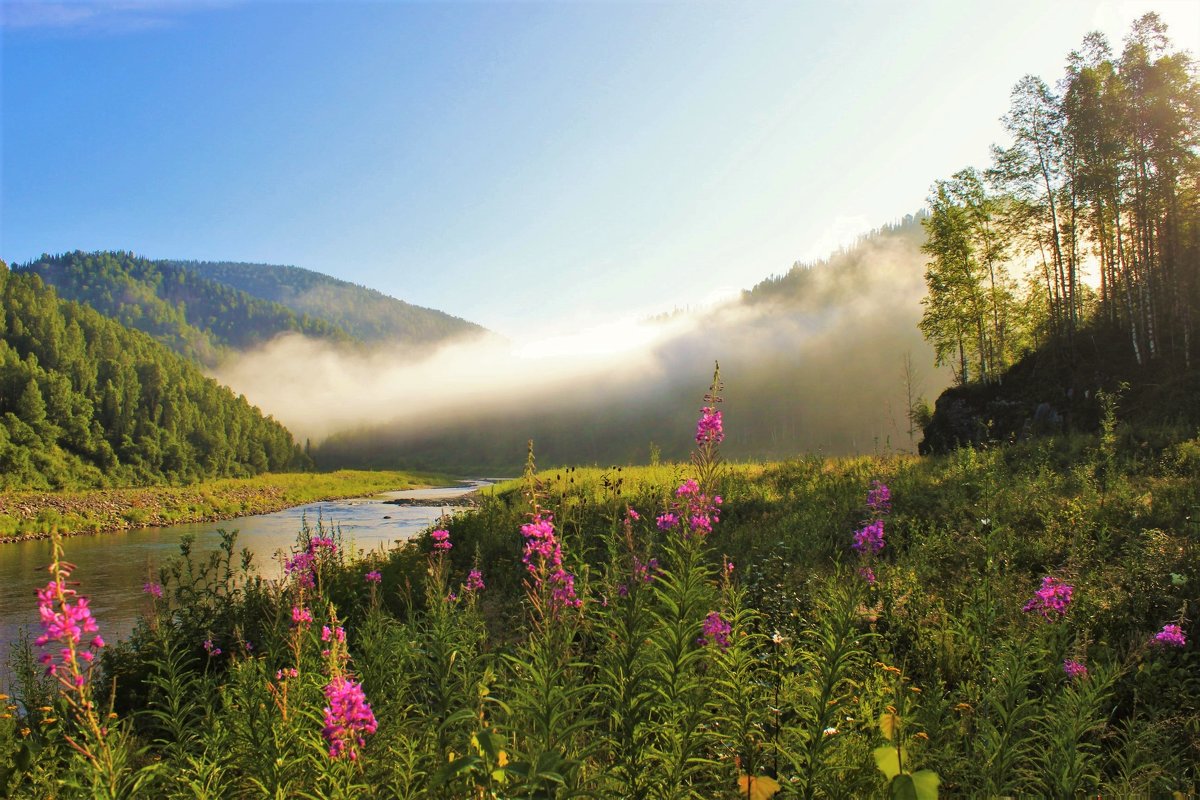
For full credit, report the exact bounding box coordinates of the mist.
[211,216,950,472]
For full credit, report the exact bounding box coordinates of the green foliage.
[0,261,309,489]
[18,251,355,366]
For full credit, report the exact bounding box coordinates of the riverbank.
[0,470,450,544]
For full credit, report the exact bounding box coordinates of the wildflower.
[866,481,891,514]
[1022,576,1073,620]
[465,569,485,593]
[364,570,382,584]
[35,560,103,681]
[851,519,885,555]
[1153,623,1186,648]
[322,676,378,760]
[143,582,163,598]
[203,639,222,657]
[431,529,452,551]
[321,626,346,644]
[520,515,580,609]
[276,667,299,680]
[626,506,640,521]
[699,611,732,650]
[857,566,877,585]
[291,606,314,627]
[656,512,679,531]
[1063,659,1088,680]
[695,406,724,445]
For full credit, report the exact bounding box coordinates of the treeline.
[920,13,1199,384]
[0,261,310,489]
[18,252,354,366]
[177,260,486,344]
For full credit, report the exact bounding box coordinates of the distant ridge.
[18,251,354,366]
[175,260,485,345]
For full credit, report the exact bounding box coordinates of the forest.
[17,252,354,367]
[0,262,309,489]
[919,14,1199,385]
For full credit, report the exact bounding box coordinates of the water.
[0,481,490,681]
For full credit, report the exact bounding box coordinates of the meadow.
[2,371,1197,798]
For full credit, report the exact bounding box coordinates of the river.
[0,481,490,681]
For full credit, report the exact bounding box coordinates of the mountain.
[173,260,485,345]
[0,260,309,489]
[18,251,353,366]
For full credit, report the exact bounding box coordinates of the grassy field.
[0,469,450,543]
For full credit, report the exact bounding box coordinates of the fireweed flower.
[1022,576,1073,620]
[857,566,877,585]
[695,406,724,445]
[852,519,885,555]
[658,479,723,537]
[143,582,163,598]
[1153,623,1186,648]
[465,569,485,593]
[519,514,581,609]
[35,559,104,682]
[291,606,314,627]
[1063,659,1088,680]
[431,529,452,551]
[203,639,222,657]
[364,570,382,584]
[322,676,378,760]
[699,611,732,650]
[867,481,891,514]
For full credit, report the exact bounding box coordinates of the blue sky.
[3,0,1198,336]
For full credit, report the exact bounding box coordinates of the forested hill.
[174,260,485,344]
[0,261,309,489]
[17,251,354,366]
[743,213,927,306]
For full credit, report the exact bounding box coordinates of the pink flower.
[866,481,891,514]
[291,606,314,627]
[364,570,382,584]
[852,519,885,555]
[35,560,104,682]
[431,529,452,551]
[520,515,580,609]
[1022,576,1073,620]
[466,569,485,593]
[1063,659,1088,680]
[699,611,731,649]
[322,676,378,760]
[695,406,724,445]
[143,582,163,598]
[1153,623,1186,648]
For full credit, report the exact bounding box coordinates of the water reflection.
[0,481,490,681]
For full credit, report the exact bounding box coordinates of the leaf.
[873,745,906,780]
[911,769,940,800]
[736,773,781,800]
[889,773,918,800]
[879,711,900,741]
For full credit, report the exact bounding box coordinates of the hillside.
[18,252,353,366]
[0,260,309,489]
[176,260,486,344]
[311,215,948,473]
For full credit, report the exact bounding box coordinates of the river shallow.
[0,481,490,681]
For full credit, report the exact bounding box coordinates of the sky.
[2,0,1198,338]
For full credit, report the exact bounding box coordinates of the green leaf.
[911,769,940,800]
[889,774,918,800]
[874,745,906,780]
